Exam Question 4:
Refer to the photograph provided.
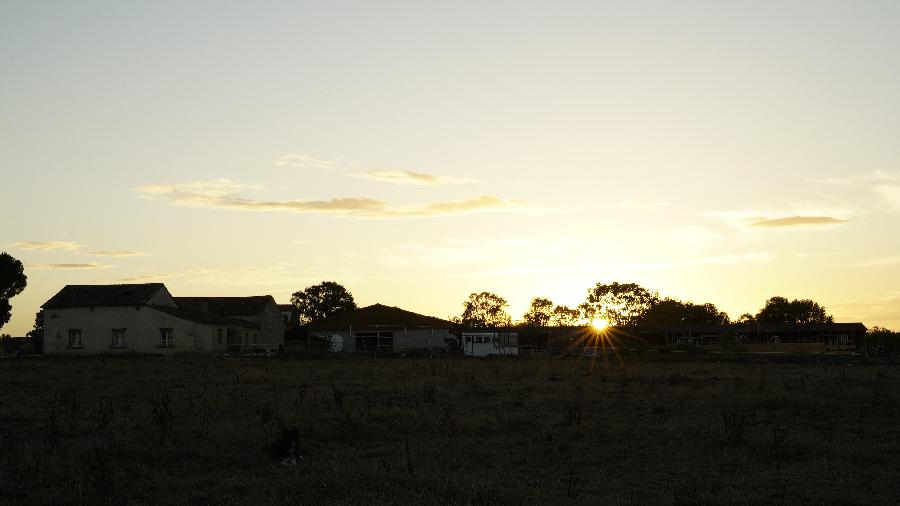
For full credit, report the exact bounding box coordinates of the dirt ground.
[1,353,898,505]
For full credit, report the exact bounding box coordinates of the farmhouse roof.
[43,283,167,309]
[149,304,258,328]
[174,296,275,316]
[302,303,453,331]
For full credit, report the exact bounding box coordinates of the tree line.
[287,280,840,330]
[454,282,836,329]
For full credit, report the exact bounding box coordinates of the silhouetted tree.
[867,326,899,357]
[551,305,581,326]
[522,297,554,327]
[0,253,27,331]
[641,298,730,326]
[755,296,833,324]
[290,281,357,325]
[736,313,756,324]
[579,282,658,326]
[459,292,510,328]
[26,310,44,354]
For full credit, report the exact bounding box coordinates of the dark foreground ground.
[1,353,899,505]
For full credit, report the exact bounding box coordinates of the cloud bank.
[750,216,847,228]
[134,179,527,218]
[11,241,82,252]
[27,263,111,270]
[352,169,475,186]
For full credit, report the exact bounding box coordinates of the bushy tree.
[459,292,510,328]
[551,305,581,326]
[579,282,658,326]
[0,253,27,330]
[290,281,357,325]
[641,298,730,326]
[755,296,833,324]
[736,313,755,324]
[26,310,44,354]
[522,297,554,327]
[867,326,899,357]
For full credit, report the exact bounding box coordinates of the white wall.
[43,306,203,354]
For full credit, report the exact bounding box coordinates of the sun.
[591,318,609,331]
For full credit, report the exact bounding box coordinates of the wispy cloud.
[351,169,475,186]
[810,169,900,186]
[873,185,900,211]
[707,205,854,231]
[750,216,847,228]
[617,200,666,211]
[134,179,529,218]
[273,153,347,170]
[10,241,82,252]
[10,241,148,257]
[116,272,170,282]
[27,263,111,270]
[87,250,149,257]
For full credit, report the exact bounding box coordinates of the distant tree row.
[284,280,837,330]
[455,282,835,328]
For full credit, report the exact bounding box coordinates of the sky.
[2,1,900,335]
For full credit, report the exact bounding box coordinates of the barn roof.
[174,296,275,316]
[301,303,453,331]
[43,283,167,309]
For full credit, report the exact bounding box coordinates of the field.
[1,353,899,505]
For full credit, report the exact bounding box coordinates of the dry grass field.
[1,353,899,505]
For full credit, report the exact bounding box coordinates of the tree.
[290,281,357,325]
[580,282,658,326]
[736,313,756,324]
[26,310,44,354]
[641,298,730,326]
[551,305,581,326]
[0,252,27,331]
[755,296,833,324]
[459,292,510,328]
[522,297,554,327]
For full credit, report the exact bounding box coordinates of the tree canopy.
[551,305,581,326]
[522,297,554,327]
[290,281,357,325]
[0,253,27,330]
[640,298,730,326]
[459,292,510,328]
[579,282,658,326]
[755,296,833,324]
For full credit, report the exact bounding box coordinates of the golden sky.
[2,1,900,334]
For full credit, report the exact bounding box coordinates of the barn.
[287,303,454,354]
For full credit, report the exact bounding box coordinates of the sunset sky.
[3,1,900,335]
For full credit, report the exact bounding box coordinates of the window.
[111,328,126,348]
[68,329,82,348]
[253,333,258,345]
[159,328,173,348]
[217,328,223,345]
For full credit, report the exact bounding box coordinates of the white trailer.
[462,332,518,357]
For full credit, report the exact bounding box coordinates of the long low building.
[288,303,454,354]
[661,322,868,353]
[42,283,284,354]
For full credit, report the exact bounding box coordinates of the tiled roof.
[174,296,275,316]
[149,305,258,328]
[301,303,453,331]
[43,284,167,309]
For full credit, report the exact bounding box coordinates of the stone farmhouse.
[41,283,284,354]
